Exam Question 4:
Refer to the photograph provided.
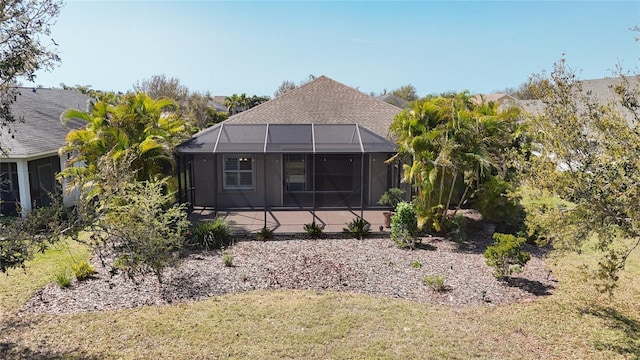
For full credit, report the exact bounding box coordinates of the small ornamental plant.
[303,221,325,239]
[391,202,419,249]
[190,219,231,250]
[343,217,371,240]
[423,275,446,292]
[484,233,531,278]
[72,260,95,281]
[257,227,274,241]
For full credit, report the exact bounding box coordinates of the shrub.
[55,270,72,288]
[343,217,371,240]
[222,251,234,267]
[447,214,468,245]
[303,221,325,239]
[257,227,274,241]
[190,219,231,250]
[391,202,419,249]
[377,187,406,208]
[423,275,446,292]
[72,260,95,281]
[475,176,521,226]
[411,260,422,268]
[484,232,531,278]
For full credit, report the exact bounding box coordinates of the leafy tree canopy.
[389,92,524,231]
[0,0,62,142]
[522,58,640,293]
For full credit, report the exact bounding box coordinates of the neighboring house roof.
[0,88,90,158]
[471,93,517,105]
[221,76,403,138]
[208,99,227,112]
[518,76,640,117]
[377,94,409,109]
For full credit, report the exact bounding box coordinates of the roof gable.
[221,76,402,138]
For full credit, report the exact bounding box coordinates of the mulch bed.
[21,229,557,314]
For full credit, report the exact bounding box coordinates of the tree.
[0,0,62,140]
[391,84,419,102]
[523,58,640,293]
[273,75,316,98]
[134,74,219,129]
[134,74,188,103]
[274,80,297,97]
[59,92,188,195]
[389,92,522,231]
[225,93,269,115]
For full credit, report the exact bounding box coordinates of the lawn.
[0,238,638,359]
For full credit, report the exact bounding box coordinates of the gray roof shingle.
[219,76,403,138]
[0,88,90,158]
[518,76,640,117]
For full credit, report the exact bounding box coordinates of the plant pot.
[383,211,393,228]
[482,222,496,236]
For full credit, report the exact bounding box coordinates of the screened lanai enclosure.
[176,123,401,212]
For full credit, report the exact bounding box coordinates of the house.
[472,93,517,107]
[176,76,404,212]
[377,93,409,109]
[0,88,90,216]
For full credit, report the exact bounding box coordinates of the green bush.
[377,187,406,208]
[484,232,531,278]
[475,176,521,225]
[72,260,95,281]
[343,217,371,240]
[447,214,468,245]
[391,202,419,249]
[303,221,325,239]
[55,270,72,288]
[411,260,422,268]
[256,227,274,241]
[423,275,446,292]
[190,219,231,250]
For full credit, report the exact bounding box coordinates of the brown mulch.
[20,231,557,315]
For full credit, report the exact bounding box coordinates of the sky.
[31,1,640,98]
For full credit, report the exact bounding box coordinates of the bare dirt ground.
[21,229,557,314]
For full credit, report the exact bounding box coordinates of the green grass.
[0,239,91,312]
[0,238,638,359]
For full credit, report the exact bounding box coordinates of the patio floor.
[188,208,390,235]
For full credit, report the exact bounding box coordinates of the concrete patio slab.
[189,208,388,235]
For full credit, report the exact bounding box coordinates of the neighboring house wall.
[1,154,64,216]
[0,87,90,217]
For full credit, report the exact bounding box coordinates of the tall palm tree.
[59,93,188,195]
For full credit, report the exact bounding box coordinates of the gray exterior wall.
[189,153,393,210]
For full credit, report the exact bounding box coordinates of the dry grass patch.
[0,237,638,359]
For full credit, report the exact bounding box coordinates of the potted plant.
[475,176,517,235]
[378,188,406,228]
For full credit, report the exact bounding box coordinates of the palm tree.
[389,92,520,231]
[59,92,188,195]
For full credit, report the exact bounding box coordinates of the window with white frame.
[223,155,253,190]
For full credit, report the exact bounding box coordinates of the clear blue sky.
[31,1,640,98]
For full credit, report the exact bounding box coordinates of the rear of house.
[176,76,404,212]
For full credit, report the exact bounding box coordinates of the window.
[223,155,253,190]
[284,154,311,192]
[0,162,20,216]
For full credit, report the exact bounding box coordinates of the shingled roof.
[0,88,90,158]
[518,76,640,117]
[221,76,403,138]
